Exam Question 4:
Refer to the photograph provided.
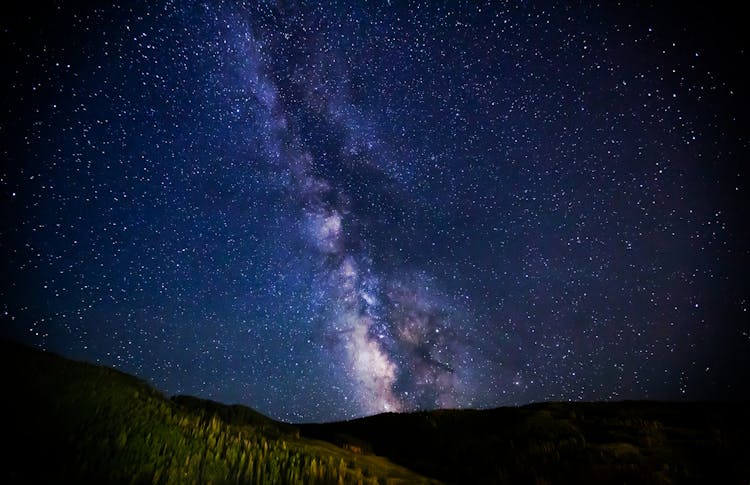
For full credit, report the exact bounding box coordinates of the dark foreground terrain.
[1,340,748,484]
[303,400,750,484]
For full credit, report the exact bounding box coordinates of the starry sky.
[1,1,748,422]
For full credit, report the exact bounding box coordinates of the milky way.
[219,19,466,413]
[1,1,748,421]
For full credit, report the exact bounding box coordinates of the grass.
[2,339,748,484]
[0,340,440,484]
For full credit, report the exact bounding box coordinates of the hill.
[301,401,750,484]
[1,339,748,484]
[0,340,439,484]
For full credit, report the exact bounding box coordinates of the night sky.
[1,1,748,422]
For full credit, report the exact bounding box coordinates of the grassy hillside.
[301,401,750,484]
[2,339,748,484]
[0,340,439,484]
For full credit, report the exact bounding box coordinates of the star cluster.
[1,1,747,422]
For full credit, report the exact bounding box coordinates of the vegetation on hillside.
[301,401,750,484]
[1,341,439,484]
[2,339,748,484]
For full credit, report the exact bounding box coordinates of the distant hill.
[1,339,748,484]
[301,401,750,484]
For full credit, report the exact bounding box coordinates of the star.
[1,1,747,422]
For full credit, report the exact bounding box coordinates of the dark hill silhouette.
[1,339,748,484]
[301,402,750,484]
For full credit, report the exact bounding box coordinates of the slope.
[300,401,750,484]
[0,340,440,484]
